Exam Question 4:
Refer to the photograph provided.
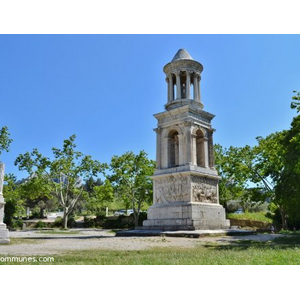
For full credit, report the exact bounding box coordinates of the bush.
[84,216,96,228]
[96,211,107,218]
[8,218,24,230]
[35,220,46,229]
[51,216,76,228]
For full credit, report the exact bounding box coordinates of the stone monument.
[143,49,230,230]
[0,163,10,243]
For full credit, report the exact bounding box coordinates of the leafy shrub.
[96,211,106,219]
[35,220,46,229]
[51,216,76,228]
[8,218,24,230]
[84,216,96,228]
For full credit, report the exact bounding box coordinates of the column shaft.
[176,73,181,99]
[186,72,190,99]
[154,128,162,169]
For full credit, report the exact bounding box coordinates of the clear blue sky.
[0,35,299,178]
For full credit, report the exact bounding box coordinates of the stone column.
[193,73,198,101]
[175,72,181,100]
[0,163,9,244]
[198,75,202,103]
[184,122,193,165]
[186,71,191,99]
[204,137,209,168]
[167,75,174,103]
[161,129,168,169]
[194,73,202,102]
[169,74,174,102]
[177,133,184,166]
[191,133,197,165]
[154,127,162,169]
[208,129,215,168]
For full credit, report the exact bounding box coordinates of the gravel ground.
[0,229,281,256]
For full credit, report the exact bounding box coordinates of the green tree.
[215,143,271,212]
[15,135,106,228]
[19,176,56,218]
[274,91,300,228]
[85,179,114,216]
[109,150,155,227]
[255,131,287,228]
[0,126,13,160]
[3,174,25,227]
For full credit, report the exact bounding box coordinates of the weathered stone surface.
[144,202,229,230]
[142,49,230,231]
[0,163,10,243]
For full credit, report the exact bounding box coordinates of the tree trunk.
[133,212,139,228]
[280,209,287,230]
[63,209,68,229]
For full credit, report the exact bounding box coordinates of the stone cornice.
[163,59,203,75]
[154,104,215,127]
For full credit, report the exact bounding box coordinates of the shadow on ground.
[204,235,300,251]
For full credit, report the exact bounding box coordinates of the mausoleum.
[143,49,230,230]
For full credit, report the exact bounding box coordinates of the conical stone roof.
[171,49,193,61]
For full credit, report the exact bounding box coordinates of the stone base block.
[143,202,230,231]
[0,223,10,244]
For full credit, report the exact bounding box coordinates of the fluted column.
[208,129,215,168]
[154,128,162,169]
[184,122,193,165]
[193,73,199,101]
[204,137,209,168]
[186,71,191,99]
[175,72,181,100]
[167,74,174,102]
[191,133,197,165]
[198,75,202,103]
[178,133,183,166]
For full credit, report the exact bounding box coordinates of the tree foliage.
[15,135,106,228]
[109,150,155,227]
[85,179,114,216]
[0,126,13,159]
[3,174,25,227]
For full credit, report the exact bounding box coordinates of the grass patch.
[0,238,41,246]
[2,235,300,265]
[227,212,272,223]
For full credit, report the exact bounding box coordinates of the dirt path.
[0,229,281,256]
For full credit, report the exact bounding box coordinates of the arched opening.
[196,129,205,167]
[168,130,179,167]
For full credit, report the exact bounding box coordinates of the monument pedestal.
[0,224,9,244]
[0,162,10,244]
[143,202,229,231]
[143,168,230,231]
[0,199,9,244]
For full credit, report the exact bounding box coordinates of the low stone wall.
[228,218,271,230]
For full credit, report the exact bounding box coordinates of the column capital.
[184,120,194,127]
[153,127,162,133]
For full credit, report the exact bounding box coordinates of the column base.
[0,223,10,244]
[143,202,230,231]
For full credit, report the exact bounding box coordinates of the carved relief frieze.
[154,175,189,203]
[191,176,218,204]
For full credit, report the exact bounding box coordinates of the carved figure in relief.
[155,176,188,203]
[193,184,217,203]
